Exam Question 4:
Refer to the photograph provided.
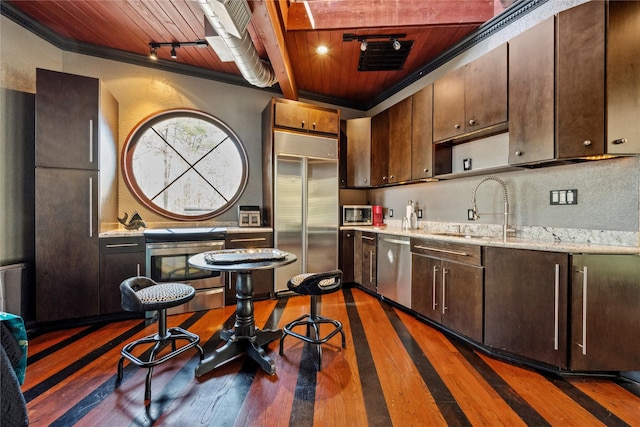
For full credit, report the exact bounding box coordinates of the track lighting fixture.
[148,40,208,60]
[343,33,408,51]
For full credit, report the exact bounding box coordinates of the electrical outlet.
[550,189,578,205]
[389,208,393,217]
[417,209,423,219]
[468,209,475,220]
[463,158,472,171]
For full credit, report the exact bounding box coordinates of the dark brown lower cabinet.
[339,230,355,282]
[36,168,99,322]
[484,247,569,368]
[571,254,640,371]
[99,236,145,315]
[411,239,483,343]
[225,232,274,305]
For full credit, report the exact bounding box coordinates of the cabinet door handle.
[515,150,524,156]
[414,245,468,257]
[454,124,461,129]
[612,138,627,145]
[105,243,140,248]
[89,119,94,163]
[581,266,588,355]
[361,236,375,241]
[228,237,267,243]
[88,177,93,237]
[312,122,316,130]
[432,265,438,311]
[423,168,429,173]
[468,119,476,126]
[554,263,560,351]
[369,250,374,282]
[582,140,592,146]
[441,267,448,314]
[136,263,141,276]
[301,120,305,129]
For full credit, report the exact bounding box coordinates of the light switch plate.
[550,189,578,205]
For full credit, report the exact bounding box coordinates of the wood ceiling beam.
[251,0,298,100]
[286,0,496,30]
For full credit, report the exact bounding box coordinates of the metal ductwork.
[199,0,278,88]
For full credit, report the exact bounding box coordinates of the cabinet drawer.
[100,236,145,254]
[410,238,482,266]
[225,232,272,248]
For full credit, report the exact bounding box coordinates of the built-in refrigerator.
[270,130,339,293]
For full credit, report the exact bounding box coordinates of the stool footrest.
[120,327,203,368]
[282,315,344,345]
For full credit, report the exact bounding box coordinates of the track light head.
[170,45,178,59]
[149,46,158,60]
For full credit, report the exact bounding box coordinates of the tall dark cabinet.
[35,69,118,322]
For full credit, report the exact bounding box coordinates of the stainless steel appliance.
[144,228,226,314]
[342,205,373,225]
[272,131,339,294]
[377,234,411,307]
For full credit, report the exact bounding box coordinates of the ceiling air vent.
[204,0,251,39]
[358,41,414,71]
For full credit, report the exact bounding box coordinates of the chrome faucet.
[471,176,514,242]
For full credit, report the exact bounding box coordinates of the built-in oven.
[144,228,226,314]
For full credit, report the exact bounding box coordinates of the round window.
[122,109,248,220]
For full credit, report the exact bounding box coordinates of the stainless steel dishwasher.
[377,234,411,307]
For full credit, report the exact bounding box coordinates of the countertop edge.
[341,226,640,255]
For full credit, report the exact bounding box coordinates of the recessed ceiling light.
[315,45,329,55]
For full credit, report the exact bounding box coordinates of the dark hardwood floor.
[24,287,640,426]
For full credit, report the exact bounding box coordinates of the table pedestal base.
[195,328,282,376]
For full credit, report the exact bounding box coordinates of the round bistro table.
[189,249,297,377]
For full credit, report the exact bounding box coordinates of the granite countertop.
[99,226,273,238]
[342,222,640,255]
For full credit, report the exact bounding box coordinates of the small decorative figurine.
[118,211,146,230]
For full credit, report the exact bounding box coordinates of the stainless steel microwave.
[342,205,373,225]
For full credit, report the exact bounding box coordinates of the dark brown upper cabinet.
[370,109,389,187]
[36,69,101,170]
[433,44,508,144]
[411,84,433,180]
[606,0,640,154]
[509,1,640,165]
[387,97,412,184]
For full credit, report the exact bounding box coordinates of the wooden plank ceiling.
[5,0,509,109]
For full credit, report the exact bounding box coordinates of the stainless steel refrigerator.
[272,130,339,294]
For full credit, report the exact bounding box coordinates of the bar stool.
[116,277,204,401]
[279,270,346,370]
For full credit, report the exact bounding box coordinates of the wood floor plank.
[352,290,448,425]
[478,353,607,426]
[568,377,640,426]
[74,308,232,426]
[313,290,368,426]
[23,289,640,426]
[395,308,528,426]
[231,295,308,426]
[27,325,90,355]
